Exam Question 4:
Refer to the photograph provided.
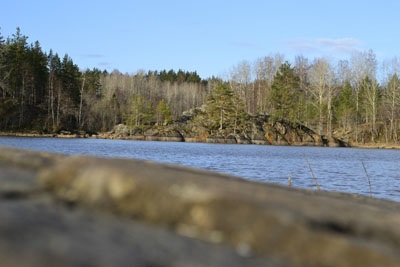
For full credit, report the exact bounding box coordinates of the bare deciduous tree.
[382,58,400,142]
[350,50,377,142]
[308,58,335,136]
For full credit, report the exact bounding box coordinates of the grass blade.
[361,160,372,197]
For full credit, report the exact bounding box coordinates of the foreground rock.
[1,146,400,266]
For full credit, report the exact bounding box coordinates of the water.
[1,136,400,202]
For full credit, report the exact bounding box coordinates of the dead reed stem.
[361,160,372,197]
[304,155,320,190]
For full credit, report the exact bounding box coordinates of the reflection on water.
[1,137,400,202]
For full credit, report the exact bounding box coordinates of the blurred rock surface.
[1,146,400,267]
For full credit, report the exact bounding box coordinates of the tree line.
[227,51,400,144]
[1,28,400,144]
[0,28,211,133]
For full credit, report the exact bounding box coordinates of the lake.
[1,136,400,202]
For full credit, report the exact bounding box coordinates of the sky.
[2,0,400,78]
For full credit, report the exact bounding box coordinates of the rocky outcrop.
[264,120,329,146]
[105,113,349,147]
[104,124,184,142]
[143,126,184,142]
[1,146,400,267]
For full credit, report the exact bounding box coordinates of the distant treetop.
[153,69,202,84]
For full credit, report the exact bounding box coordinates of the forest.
[1,28,400,144]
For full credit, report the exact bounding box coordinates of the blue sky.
[2,0,400,78]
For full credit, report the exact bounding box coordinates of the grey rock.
[0,197,270,267]
[110,124,130,137]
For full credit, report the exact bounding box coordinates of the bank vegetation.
[2,28,400,145]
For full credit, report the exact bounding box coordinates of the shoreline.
[1,131,400,150]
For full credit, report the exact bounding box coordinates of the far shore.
[1,131,400,150]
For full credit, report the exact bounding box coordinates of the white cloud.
[316,38,362,53]
[287,38,318,52]
[97,61,112,69]
[286,37,363,56]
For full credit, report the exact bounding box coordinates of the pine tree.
[47,51,62,131]
[271,62,301,122]
[204,83,246,133]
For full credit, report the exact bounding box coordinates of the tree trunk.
[219,109,223,130]
[19,76,25,127]
[78,75,86,129]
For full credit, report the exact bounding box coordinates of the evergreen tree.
[0,28,48,129]
[0,28,5,95]
[27,41,48,106]
[47,51,62,131]
[83,68,102,96]
[206,83,234,130]
[3,28,29,107]
[204,83,246,133]
[60,54,81,106]
[185,71,201,83]
[0,28,4,47]
[271,62,301,122]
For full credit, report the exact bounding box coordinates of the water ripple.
[1,137,400,202]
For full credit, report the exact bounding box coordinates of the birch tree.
[382,58,400,142]
[294,55,310,124]
[384,74,400,142]
[125,94,145,131]
[155,99,172,126]
[361,77,380,142]
[350,50,377,141]
[308,58,335,135]
[253,54,283,114]
[230,60,253,113]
